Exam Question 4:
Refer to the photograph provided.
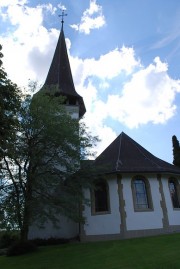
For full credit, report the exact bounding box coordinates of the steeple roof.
[43,26,86,118]
[94,132,180,175]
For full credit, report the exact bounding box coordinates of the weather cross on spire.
[59,9,67,28]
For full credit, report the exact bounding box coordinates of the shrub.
[0,231,19,248]
[31,237,69,246]
[6,240,37,256]
[0,248,7,256]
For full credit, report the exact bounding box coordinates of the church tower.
[41,12,86,119]
[28,14,86,240]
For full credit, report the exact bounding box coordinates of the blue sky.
[0,0,180,163]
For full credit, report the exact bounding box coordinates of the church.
[28,19,180,241]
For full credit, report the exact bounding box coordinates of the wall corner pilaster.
[157,174,169,231]
[117,174,127,238]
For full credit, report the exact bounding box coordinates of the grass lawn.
[1,233,180,269]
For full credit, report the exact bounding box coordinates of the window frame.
[131,176,153,212]
[91,179,111,215]
[168,178,180,210]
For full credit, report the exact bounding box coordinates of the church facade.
[81,132,180,241]
[28,23,180,241]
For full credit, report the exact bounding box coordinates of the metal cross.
[59,9,67,28]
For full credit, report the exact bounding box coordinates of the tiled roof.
[43,27,86,118]
[93,132,180,175]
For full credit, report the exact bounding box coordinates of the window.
[91,181,110,214]
[132,177,153,211]
[169,179,180,209]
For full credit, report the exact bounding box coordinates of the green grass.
[1,233,180,269]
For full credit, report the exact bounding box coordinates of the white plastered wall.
[83,178,121,236]
[28,215,79,239]
[123,174,163,231]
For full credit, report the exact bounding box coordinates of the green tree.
[172,135,180,167]
[0,44,21,159]
[0,90,98,241]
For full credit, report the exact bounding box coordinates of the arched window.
[91,180,110,215]
[169,179,180,209]
[132,177,153,211]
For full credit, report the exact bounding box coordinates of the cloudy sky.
[0,0,180,163]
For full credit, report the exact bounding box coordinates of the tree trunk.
[20,200,31,241]
[20,173,33,242]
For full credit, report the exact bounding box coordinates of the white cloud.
[88,46,140,78]
[69,43,180,150]
[40,4,57,15]
[78,81,117,156]
[99,81,110,89]
[69,47,140,154]
[70,0,105,34]
[70,47,180,152]
[57,3,67,11]
[105,57,180,128]
[70,46,139,88]
[0,3,59,87]
[0,0,27,8]
[76,55,180,131]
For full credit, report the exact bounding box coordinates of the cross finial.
[59,9,67,29]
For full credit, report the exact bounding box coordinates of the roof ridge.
[115,133,123,170]
[128,135,161,168]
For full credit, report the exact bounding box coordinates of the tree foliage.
[0,44,21,159]
[172,135,180,167]
[0,89,98,241]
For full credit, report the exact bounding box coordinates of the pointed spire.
[43,14,86,118]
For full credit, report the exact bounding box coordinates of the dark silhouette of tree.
[172,135,180,167]
[0,44,21,159]
[0,90,98,241]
